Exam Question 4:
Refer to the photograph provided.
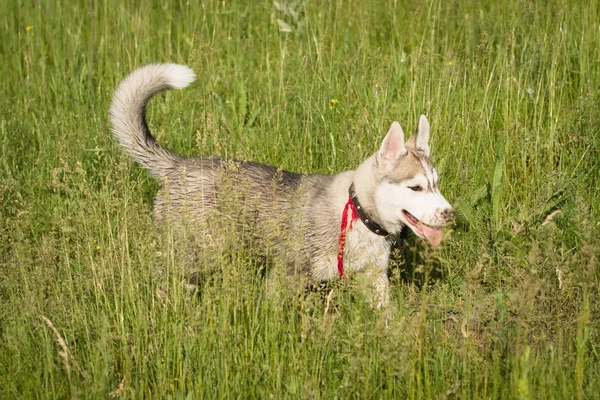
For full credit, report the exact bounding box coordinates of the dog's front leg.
[373,272,390,309]
[355,266,390,309]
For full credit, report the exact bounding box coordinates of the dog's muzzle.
[441,208,456,223]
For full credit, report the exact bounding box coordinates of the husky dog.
[110,64,454,306]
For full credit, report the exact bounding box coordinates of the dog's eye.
[408,186,423,192]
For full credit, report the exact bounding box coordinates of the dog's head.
[373,115,454,245]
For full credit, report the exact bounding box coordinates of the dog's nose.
[442,208,455,221]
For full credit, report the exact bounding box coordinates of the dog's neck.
[352,154,402,234]
[348,183,391,238]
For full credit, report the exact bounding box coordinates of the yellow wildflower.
[329,99,339,110]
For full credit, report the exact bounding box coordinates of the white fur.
[109,64,197,174]
[374,177,452,235]
[345,224,392,308]
[162,64,197,89]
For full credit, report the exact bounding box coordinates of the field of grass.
[1,0,599,398]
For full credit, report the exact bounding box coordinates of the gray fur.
[109,64,454,306]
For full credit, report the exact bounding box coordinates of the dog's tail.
[109,63,196,177]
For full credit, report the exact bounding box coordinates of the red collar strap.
[337,196,359,277]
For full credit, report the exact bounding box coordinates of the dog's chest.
[344,225,391,273]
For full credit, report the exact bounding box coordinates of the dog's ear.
[413,114,431,156]
[378,121,407,170]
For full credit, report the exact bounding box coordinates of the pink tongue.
[421,224,443,246]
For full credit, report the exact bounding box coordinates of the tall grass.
[1,0,598,397]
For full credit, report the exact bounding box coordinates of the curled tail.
[109,64,196,177]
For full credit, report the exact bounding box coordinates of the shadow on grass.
[389,228,446,288]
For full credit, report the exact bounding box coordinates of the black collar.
[348,184,393,239]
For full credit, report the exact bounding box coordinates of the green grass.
[1,0,599,398]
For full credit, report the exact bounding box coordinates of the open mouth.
[402,210,443,246]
